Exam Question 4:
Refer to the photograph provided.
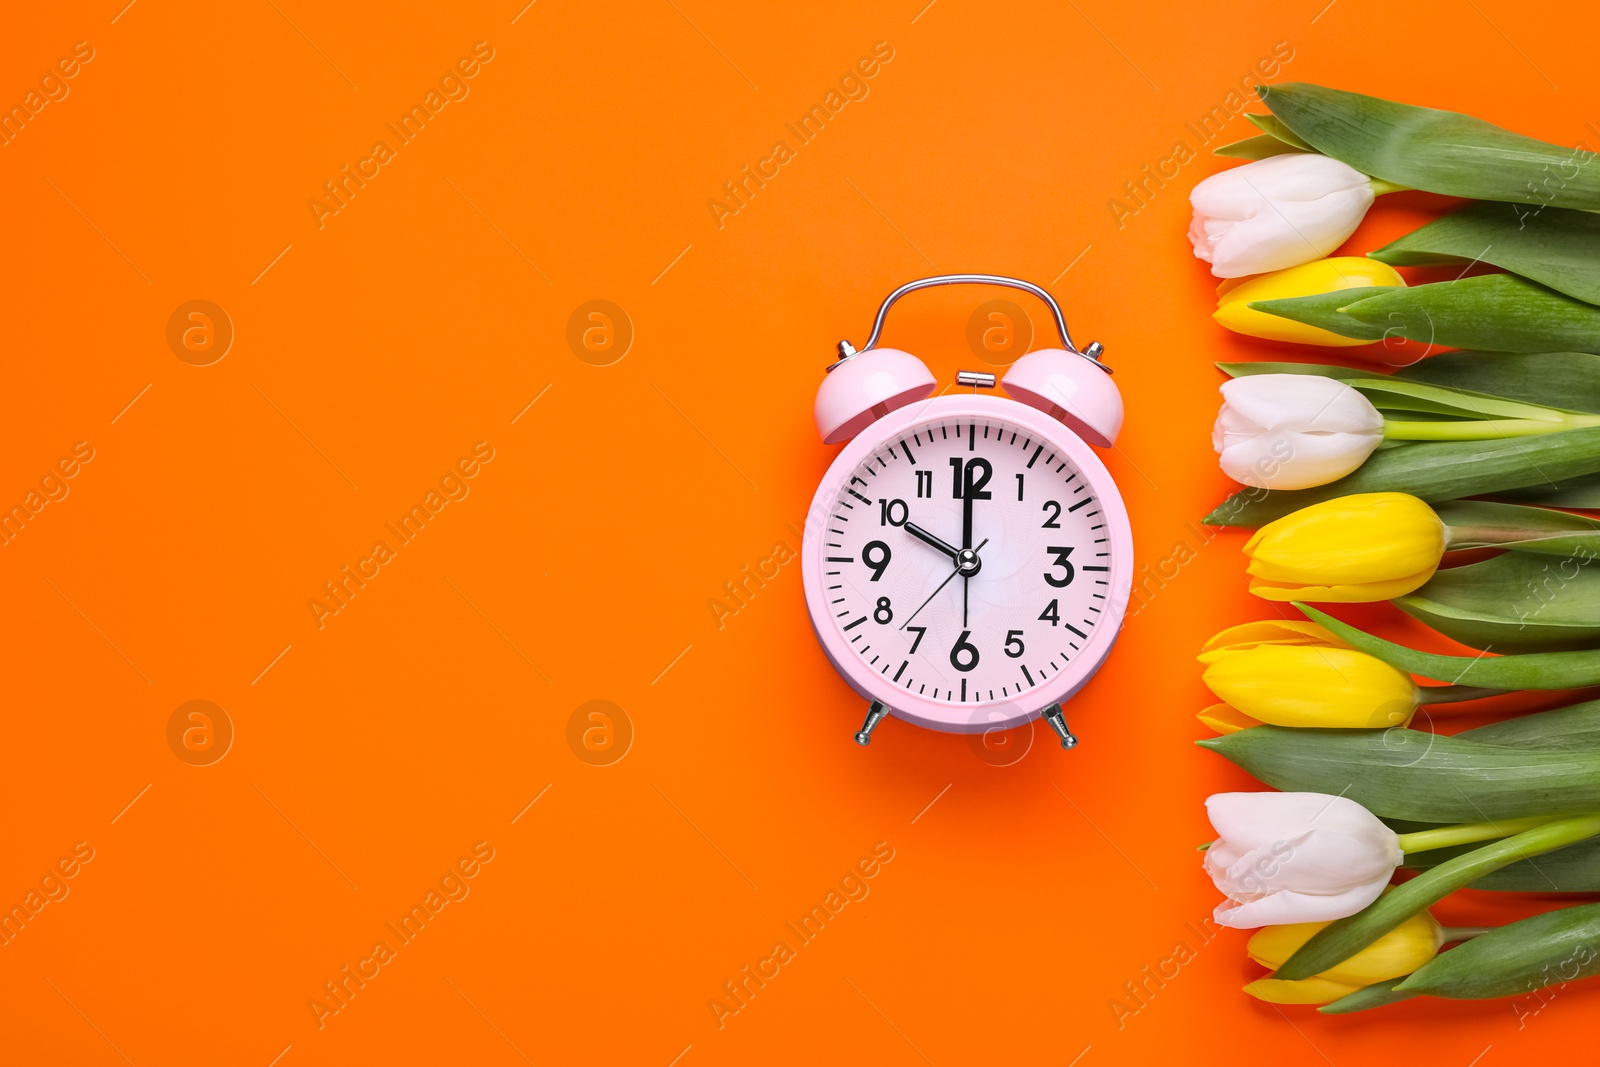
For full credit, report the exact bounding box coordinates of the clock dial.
[820,415,1114,707]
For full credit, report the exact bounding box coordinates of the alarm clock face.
[802,395,1132,733]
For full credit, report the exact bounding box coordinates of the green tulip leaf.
[1396,554,1600,653]
[1397,903,1600,999]
[1489,471,1600,508]
[1383,703,1600,887]
[1215,361,1564,418]
[1198,726,1600,822]
[1348,378,1560,420]
[1213,134,1309,160]
[1435,499,1600,556]
[1243,111,1316,151]
[1216,363,1568,422]
[1275,815,1600,981]
[1395,351,1600,415]
[1318,978,1419,1014]
[1299,603,1600,689]
[1219,361,1372,380]
[1370,203,1600,306]
[1461,699,1600,750]
[1404,835,1600,891]
[1259,83,1600,211]
[1205,425,1600,526]
[1337,275,1600,353]
[1220,352,1600,416]
[1255,275,1600,355]
[1248,288,1393,342]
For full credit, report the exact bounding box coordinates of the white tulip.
[1213,373,1384,490]
[1204,792,1402,929]
[1189,154,1376,278]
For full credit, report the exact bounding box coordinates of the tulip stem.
[1439,926,1495,942]
[1415,684,1511,705]
[1369,178,1411,195]
[1395,815,1556,855]
[1383,415,1600,441]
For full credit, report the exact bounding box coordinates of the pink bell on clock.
[1001,346,1123,448]
[813,346,936,444]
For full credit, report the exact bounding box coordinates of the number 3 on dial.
[1044,546,1075,587]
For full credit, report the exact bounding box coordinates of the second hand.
[900,538,988,631]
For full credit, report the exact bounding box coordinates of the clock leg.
[1041,704,1079,750]
[854,701,889,746]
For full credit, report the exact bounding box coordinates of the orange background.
[4,1,1599,1063]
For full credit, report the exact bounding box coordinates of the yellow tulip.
[1215,257,1406,346]
[1243,908,1442,1005]
[1196,703,1259,734]
[1244,493,1446,602]
[1202,619,1354,652]
[1198,619,1418,729]
[1243,976,1365,1004]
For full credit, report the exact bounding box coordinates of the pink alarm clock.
[801,275,1133,749]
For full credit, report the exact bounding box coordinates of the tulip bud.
[1198,620,1418,730]
[1242,975,1366,1004]
[1214,258,1406,345]
[1204,791,1403,929]
[1189,154,1377,278]
[1196,703,1259,735]
[1244,493,1447,602]
[1244,907,1443,1004]
[1213,373,1385,490]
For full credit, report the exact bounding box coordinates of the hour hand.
[903,521,961,562]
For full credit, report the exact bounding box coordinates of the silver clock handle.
[830,274,1109,375]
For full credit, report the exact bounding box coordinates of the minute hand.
[903,521,962,562]
[962,482,974,551]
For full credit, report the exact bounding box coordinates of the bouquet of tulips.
[1188,84,1600,1012]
